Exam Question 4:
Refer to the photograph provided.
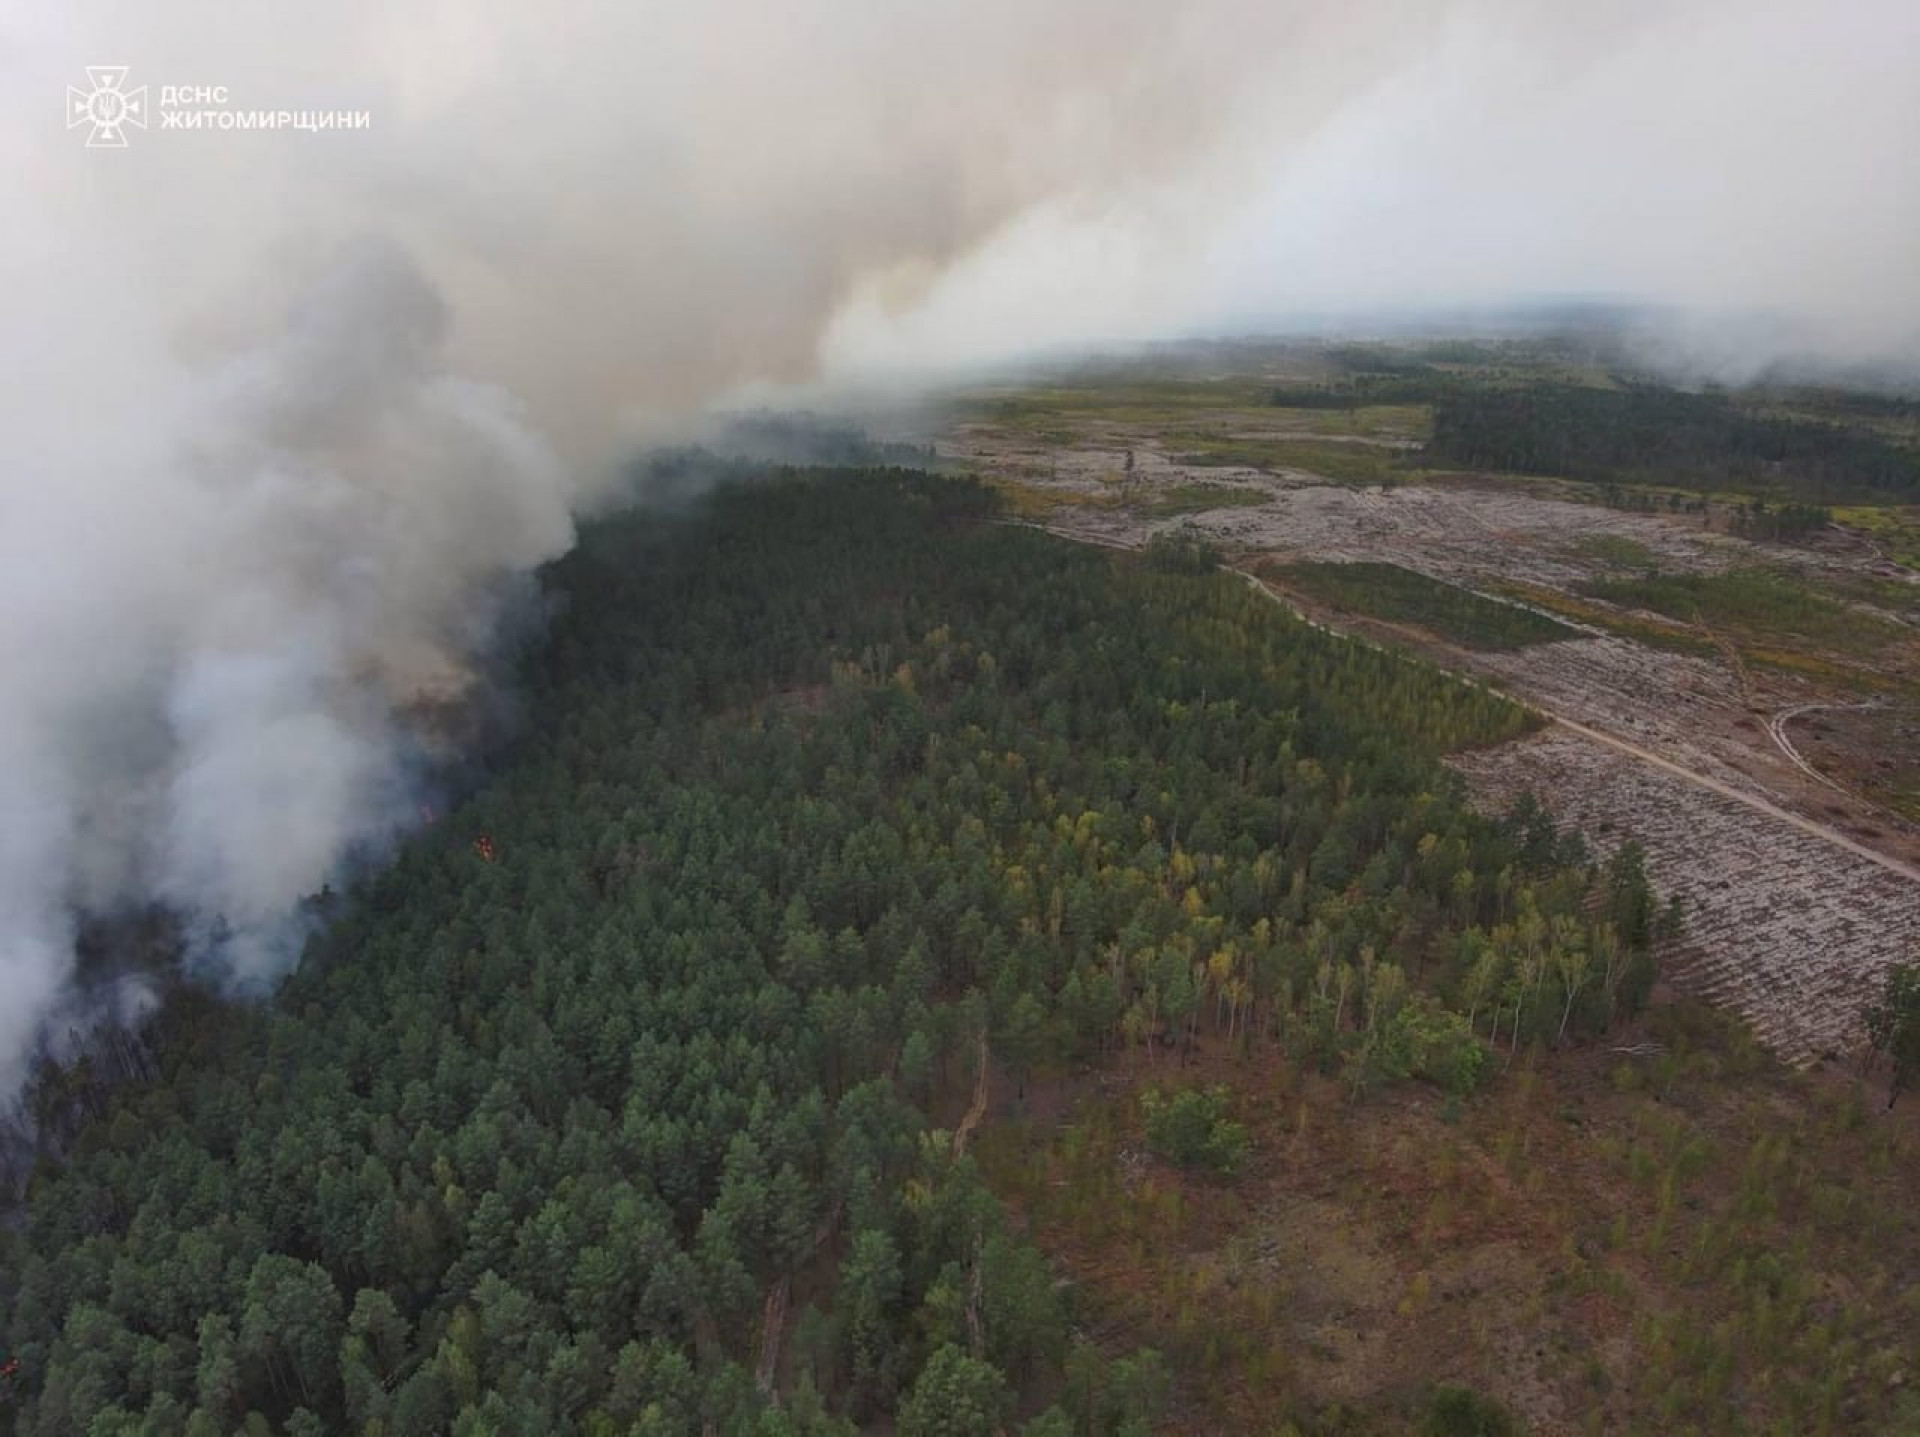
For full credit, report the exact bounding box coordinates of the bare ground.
[975,1027,1920,1436]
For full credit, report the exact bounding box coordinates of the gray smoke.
[0,235,573,1093]
[3,0,1918,1094]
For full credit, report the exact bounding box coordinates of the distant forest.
[1428,384,1920,500]
[1268,359,1920,502]
[5,471,1661,1436]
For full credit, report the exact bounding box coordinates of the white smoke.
[2,0,1918,1093]
[0,236,572,1093]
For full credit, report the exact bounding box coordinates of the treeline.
[1589,486,1829,542]
[1759,386,1920,424]
[1728,499,1831,542]
[1428,383,1920,500]
[1267,376,1446,410]
[705,413,938,471]
[4,470,1660,1436]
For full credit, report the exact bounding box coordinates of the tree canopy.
[2,469,1658,1435]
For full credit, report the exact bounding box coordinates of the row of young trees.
[1727,499,1831,543]
[3,469,1660,1435]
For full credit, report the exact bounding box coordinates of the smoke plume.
[2,0,1917,1093]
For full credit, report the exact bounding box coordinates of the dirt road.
[1556,710,1920,887]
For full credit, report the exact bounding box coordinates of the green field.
[1142,482,1273,517]
[1581,566,1909,658]
[1573,533,1660,570]
[1176,436,1411,486]
[1835,503,1920,567]
[968,378,1278,431]
[1274,560,1582,650]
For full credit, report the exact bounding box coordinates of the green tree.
[1141,1086,1248,1176]
[997,993,1048,1100]
[1422,1382,1520,1436]
[839,1228,904,1416]
[1866,963,1920,1108]
[193,1314,241,1425]
[236,1257,342,1412]
[896,1344,1010,1437]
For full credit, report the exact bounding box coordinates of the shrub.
[1143,528,1221,574]
[1398,999,1488,1096]
[897,1344,1010,1437]
[1866,962,1920,1109]
[1141,1086,1248,1176]
[1422,1382,1522,1436]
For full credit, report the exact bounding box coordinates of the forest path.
[953,1033,991,1157]
[1766,700,1885,799]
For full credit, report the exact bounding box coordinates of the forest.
[1261,346,1920,507]
[2,469,1664,1436]
[1426,383,1920,500]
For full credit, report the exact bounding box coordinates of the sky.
[1,0,1916,1093]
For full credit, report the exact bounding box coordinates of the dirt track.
[1767,700,1883,799]
[1550,711,1920,888]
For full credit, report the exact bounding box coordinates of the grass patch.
[965,379,1277,432]
[1508,576,1900,691]
[989,477,1272,525]
[976,994,1920,1436]
[1142,482,1272,518]
[1581,566,1908,658]
[1575,533,1660,570]
[1177,436,1412,486]
[1834,504,1920,568]
[1488,584,1716,658]
[988,478,1120,521]
[1742,646,1891,692]
[1822,570,1920,619]
[1274,562,1580,650]
[1262,403,1435,442]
